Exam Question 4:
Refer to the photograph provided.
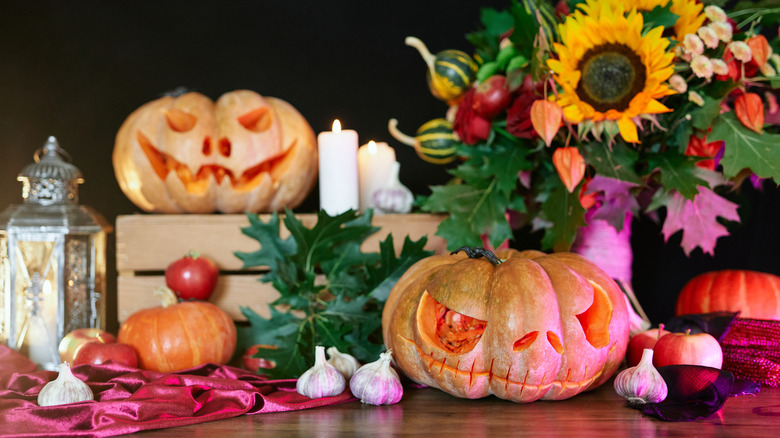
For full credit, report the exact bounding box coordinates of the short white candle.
[358,141,396,212]
[318,120,359,215]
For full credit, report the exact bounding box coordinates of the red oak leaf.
[662,187,740,256]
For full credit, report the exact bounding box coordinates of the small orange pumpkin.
[676,270,780,320]
[113,89,317,213]
[382,247,629,403]
[117,288,237,372]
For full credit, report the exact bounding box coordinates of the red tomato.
[165,251,219,301]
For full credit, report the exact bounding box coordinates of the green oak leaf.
[236,210,431,379]
[583,142,642,184]
[708,112,780,183]
[646,152,708,199]
[540,183,587,252]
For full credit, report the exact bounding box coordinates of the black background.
[1,1,778,332]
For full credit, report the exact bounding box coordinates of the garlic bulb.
[327,346,361,379]
[371,162,413,214]
[296,345,346,399]
[349,350,403,405]
[614,348,668,405]
[37,362,94,406]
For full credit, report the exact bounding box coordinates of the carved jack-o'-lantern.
[382,248,629,403]
[113,89,317,213]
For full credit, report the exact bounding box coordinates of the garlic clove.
[371,162,413,215]
[614,348,668,405]
[296,345,346,399]
[37,362,94,406]
[327,346,361,380]
[349,349,403,405]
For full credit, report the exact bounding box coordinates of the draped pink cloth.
[0,345,355,437]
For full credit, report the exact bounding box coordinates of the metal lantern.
[0,136,110,370]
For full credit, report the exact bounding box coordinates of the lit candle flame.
[332,119,342,133]
[368,140,377,154]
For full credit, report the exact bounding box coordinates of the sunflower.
[547,0,676,143]
[580,0,705,41]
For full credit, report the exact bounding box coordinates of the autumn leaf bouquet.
[394,0,780,262]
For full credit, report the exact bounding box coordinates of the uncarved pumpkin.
[382,247,629,403]
[113,89,317,213]
[117,288,237,372]
[676,270,780,320]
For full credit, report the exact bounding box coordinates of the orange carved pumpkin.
[676,270,780,320]
[113,89,317,213]
[382,247,629,403]
[117,288,237,372]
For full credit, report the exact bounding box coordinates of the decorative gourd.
[117,287,237,372]
[405,36,477,103]
[388,118,457,164]
[382,247,629,403]
[676,270,780,320]
[113,89,317,213]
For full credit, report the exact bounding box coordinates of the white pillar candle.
[318,120,359,215]
[358,141,396,212]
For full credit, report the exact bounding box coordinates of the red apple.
[73,342,139,368]
[625,326,671,367]
[165,251,219,301]
[242,344,277,373]
[653,330,723,369]
[472,75,513,119]
[58,328,117,364]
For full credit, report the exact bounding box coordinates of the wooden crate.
[116,213,446,323]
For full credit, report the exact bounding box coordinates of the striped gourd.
[406,37,477,103]
[388,118,458,164]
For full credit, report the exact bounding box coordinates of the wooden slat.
[117,274,277,323]
[116,213,447,272]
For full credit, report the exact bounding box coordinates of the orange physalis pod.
[530,100,563,147]
[552,147,585,193]
[735,92,765,134]
[747,35,770,68]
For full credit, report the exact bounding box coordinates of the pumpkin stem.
[451,247,502,265]
[387,119,417,147]
[154,286,180,308]
[405,36,437,77]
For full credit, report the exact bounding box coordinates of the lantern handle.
[34,136,73,164]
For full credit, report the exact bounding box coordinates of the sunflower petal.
[618,117,639,143]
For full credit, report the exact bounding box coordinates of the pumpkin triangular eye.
[576,281,613,349]
[238,107,273,132]
[418,292,486,354]
[164,109,197,132]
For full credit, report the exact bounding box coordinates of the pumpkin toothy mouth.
[137,131,290,192]
[401,336,615,391]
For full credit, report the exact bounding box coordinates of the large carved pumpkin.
[113,89,317,213]
[382,248,629,403]
[676,270,780,320]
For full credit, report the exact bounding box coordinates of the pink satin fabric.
[0,346,355,437]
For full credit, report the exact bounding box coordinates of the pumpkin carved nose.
[513,331,564,354]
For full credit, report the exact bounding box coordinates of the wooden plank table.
[125,382,779,437]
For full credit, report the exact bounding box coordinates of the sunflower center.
[576,43,646,113]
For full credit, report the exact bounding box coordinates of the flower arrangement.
[391,0,780,258]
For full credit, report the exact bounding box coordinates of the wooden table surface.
[126,382,780,437]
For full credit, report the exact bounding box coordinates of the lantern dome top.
[17,136,84,206]
[19,136,83,182]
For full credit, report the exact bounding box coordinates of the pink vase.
[571,212,650,336]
